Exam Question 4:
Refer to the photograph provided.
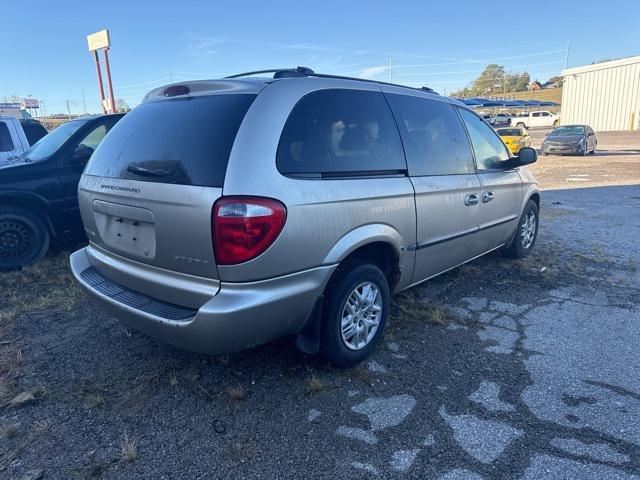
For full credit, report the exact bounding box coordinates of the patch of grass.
[0,251,85,319]
[458,263,481,275]
[86,394,105,409]
[113,371,161,416]
[1,422,19,439]
[347,367,378,387]
[307,375,325,393]
[565,255,583,275]
[393,291,454,327]
[0,421,49,472]
[226,384,246,401]
[426,306,450,325]
[120,433,137,463]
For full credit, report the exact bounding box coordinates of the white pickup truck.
[0,116,48,162]
[510,110,559,129]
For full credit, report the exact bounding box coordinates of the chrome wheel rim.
[520,211,536,250]
[340,282,382,350]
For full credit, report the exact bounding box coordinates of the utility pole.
[565,38,571,70]
[81,90,87,114]
[65,100,77,120]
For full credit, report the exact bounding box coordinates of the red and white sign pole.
[87,30,116,114]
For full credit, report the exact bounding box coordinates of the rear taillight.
[213,197,287,265]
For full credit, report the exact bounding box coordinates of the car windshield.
[497,128,522,136]
[20,119,88,162]
[551,126,585,136]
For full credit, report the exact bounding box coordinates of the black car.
[0,114,124,270]
[542,124,597,156]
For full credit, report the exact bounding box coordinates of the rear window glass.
[277,89,406,176]
[85,94,256,187]
[497,128,522,136]
[0,122,14,152]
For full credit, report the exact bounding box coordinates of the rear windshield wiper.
[127,165,170,177]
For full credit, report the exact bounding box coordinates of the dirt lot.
[1,132,639,479]
[528,129,640,190]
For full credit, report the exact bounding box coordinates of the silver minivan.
[70,68,539,367]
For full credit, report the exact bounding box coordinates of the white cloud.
[182,33,228,57]
[358,65,389,78]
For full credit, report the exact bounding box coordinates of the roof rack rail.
[225,67,314,79]
[224,66,439,95]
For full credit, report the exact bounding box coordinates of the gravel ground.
[1,133,639,479]
[528,129,640,190]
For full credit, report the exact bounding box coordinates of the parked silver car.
[70,68,540,367]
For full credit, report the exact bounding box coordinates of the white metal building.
[561,55,640,131]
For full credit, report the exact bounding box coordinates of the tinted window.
[78,125,107,150]
[20,122,48,146]
[0,122,14,152]
[23,119,88,162]
[277,89,406,176]
[458,109,510,170]
[86,94,256,187]
[387,94,473,176]
[496,128,523,136]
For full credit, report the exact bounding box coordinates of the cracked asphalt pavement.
[1,134,639,479]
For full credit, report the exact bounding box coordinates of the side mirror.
[516,147,537,165]
[70,145,94,165]
[503,147,537,169]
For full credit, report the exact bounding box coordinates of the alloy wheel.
[520,211,537,250]
[340,282,383,350]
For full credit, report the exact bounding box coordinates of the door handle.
[464,193,479,206]
[482,191,494,203]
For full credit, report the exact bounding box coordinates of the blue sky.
[2,0,639,114]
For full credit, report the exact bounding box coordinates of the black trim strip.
[409,216,517,251]
[80,267,197,321]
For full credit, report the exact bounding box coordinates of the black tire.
[516,122,526,129]
[0,207,50,271]
[321,262,390,368]
[503,200,539,259]
[553,120,559,127]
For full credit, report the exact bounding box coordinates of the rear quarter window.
[0,122,14,152]
[21,122,48,146]
[85,94,256,187]
[277,89,406,176]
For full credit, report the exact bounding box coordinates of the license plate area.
[92,200,156,260]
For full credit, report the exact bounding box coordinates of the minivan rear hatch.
[80,88,257,280]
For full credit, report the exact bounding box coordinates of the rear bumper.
[70,246,336,354]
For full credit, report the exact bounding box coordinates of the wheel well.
[529,192,540,210]
[0,196,56,238]
[339,242,400,291]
